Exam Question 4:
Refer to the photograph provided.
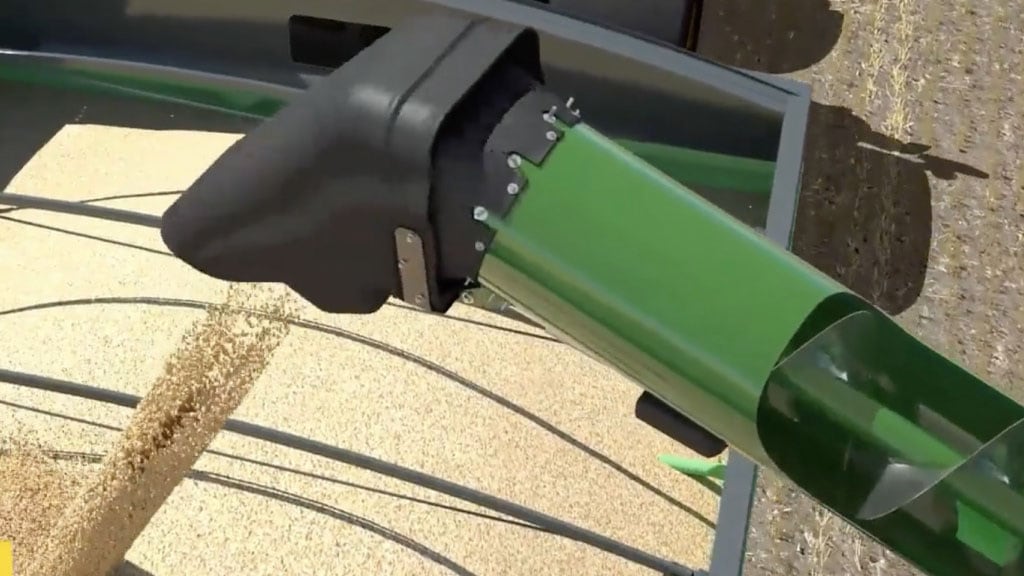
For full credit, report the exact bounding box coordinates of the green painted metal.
[658,454,727,480]
[0,58,285,119]
[769,311,1024,573]
[480,122,850,464]
[479,122,1024,575]
[621,140,775,197]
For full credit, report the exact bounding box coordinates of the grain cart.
[1,2,1022,576]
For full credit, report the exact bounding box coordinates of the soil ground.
[698,1,1023,574]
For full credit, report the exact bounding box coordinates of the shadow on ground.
[789,107,987,314]
[698,0,989,315]
[113,561,155,576]
[697,0,844,74]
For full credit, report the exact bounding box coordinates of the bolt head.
[461,292,475,304]
[565,96,580,116]
[474,241,486,252]
[546,130,558,141]
[506,182,520,195]
[414,294,425,304]
[472,206,489,221]
[507,154,522,169]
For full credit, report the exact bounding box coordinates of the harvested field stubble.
[700,0,1024,575]
[22,283,294,576]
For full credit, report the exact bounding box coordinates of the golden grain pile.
[0,441,83,575]
[8,283,294,576]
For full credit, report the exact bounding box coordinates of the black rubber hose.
[0,368,693,575]
[0,192,162,228]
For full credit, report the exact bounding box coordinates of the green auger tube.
[478,121,1024,576]
[658,454,727,481]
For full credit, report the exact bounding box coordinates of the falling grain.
[24,283,295,576]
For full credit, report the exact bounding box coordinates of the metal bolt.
[474,241,486,252]
[405,232,415,243]
[461,291,475,304]
[566,96,580,116]
[507,154,522,169]
[414,294,425,305]
[397,258,408,269]
[546,130,558,141]
[506,182,520,195]
[542,106,557,124]
[472,206,489,221]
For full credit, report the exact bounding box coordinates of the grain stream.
[23,283,295,576]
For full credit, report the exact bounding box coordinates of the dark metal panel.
[542,0,700,47]
[1,0,787,157]
[706,454,760,576]
[765,83,812,248]
[707,78,812,576]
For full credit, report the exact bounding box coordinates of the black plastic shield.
[160,14,541,314]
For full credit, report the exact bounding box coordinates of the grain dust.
[23,283,296,576]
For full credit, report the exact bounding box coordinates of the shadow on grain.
[112,561,155,576]
[0,80,253,190]
[698,0,990,314]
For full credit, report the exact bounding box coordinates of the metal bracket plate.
[394,227,431,311]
